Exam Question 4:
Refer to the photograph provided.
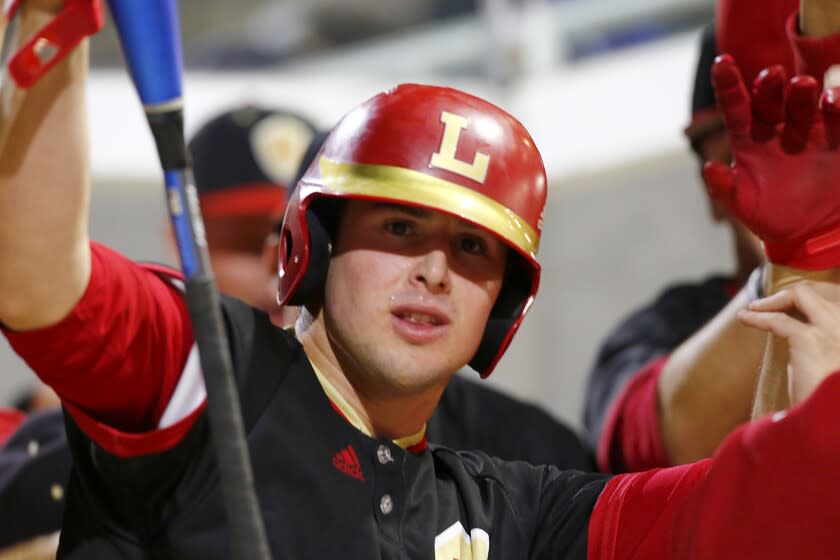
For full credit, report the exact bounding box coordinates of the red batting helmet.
[277,84,547,377]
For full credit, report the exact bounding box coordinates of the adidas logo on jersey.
[332,445,364,482]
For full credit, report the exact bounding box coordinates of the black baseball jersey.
[58,296,609,559]
[0,376,594,552]
[0,361,594,553]
[582,276,732,448]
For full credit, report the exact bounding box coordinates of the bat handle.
[153,108,273,560]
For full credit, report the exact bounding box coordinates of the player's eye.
[384,220,415,237]
[458,235,488,256]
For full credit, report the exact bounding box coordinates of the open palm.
[704,55,840,270]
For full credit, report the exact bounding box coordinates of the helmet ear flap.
[284,207,333,306]
[468,255,533,376]
[489,256,531,318]
[469,318,510,375]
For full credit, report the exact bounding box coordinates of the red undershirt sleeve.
[0,409,25,448]
[2,242,195,451]
[588,370,840,560]
[596,356,670,473]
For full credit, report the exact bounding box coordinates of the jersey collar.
[308,358,426,450]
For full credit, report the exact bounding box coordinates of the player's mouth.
[390,305,451,344]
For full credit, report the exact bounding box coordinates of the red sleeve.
[786,11,840,88]
[588,460,710,560]
[596,356,670,473]
[1,242,195,447]
[588,370,840,560]
[0,408,25,448]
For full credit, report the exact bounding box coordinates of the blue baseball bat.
[105,2,271,557]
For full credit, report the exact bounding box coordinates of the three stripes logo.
[333,445,364,482]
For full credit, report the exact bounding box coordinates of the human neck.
[296,307,443,441]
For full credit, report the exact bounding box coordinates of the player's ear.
[262,231,281,277]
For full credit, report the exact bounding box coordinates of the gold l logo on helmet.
[430,111,490,184]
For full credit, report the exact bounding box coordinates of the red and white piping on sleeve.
[157,342,207,429]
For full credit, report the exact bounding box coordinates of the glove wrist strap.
[6,0,104,88]
[764,225,840,270]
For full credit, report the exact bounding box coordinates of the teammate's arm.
[749,0,840,416]
[0,1,91,330]
[589,374,840,560]
[645,0,840,465]
[589,279,840,559]
[593,281,840,558]
[589,283,766,471]
[0,7,196,440]
[656,289,765,464]
[590,11,840,552]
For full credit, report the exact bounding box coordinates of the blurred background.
[0,0,729,430]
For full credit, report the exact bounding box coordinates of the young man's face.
[321,200,507,396]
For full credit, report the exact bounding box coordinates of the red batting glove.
[703,54,840,270]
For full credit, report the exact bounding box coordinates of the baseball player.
[183,104,595,469]
[0,98,590,554]
[2,2,840,559]
[584,0,840,472]
[290,129,594,468]
[188,107,594,469]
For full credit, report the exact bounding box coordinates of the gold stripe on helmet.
[319,157,539,258]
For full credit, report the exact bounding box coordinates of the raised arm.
[584,276,764,471]
[589,363,840,560]
[585,2,840,555]
[704,7,840,415]
[745,0,840,415]
[655,287,766,464]
[0,5,197,442]
[0,1,91,330]
[656,0,840,460]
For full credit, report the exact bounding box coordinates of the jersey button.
[379,494,394,515]
[377,444,393,464]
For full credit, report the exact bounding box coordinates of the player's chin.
[401,345,473,378]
